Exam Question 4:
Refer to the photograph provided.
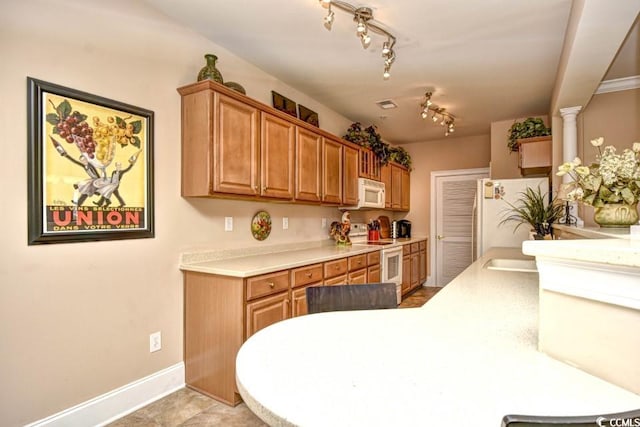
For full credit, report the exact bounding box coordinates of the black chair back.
[306,283,397,314]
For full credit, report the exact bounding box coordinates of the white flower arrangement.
[557,137,640,207]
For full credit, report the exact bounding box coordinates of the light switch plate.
[225,217,233,231]
[283,217,288,230]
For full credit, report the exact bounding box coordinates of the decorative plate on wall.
[251,210,272,241]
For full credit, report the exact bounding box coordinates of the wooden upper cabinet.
[295,127,322,203]
[261,113,295,199]
[322,138,343,204]
[359,149,381,180]
[179,89,259,197]
[400,167,410,211]
[214,93,260,196]
[380,164,392,208]
[391,164,402,210]
[343,145,359,206]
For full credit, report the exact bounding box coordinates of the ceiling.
[145,0,639,144]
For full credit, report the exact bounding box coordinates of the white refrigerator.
[472,177,548,261]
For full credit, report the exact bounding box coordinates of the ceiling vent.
[375,99,398,110]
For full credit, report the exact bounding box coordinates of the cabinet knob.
[305,272,312,278]
[437,235,445,240]
[263,186,268,191]
[268,282,275,288]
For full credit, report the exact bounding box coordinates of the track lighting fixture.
[419,92,457,137]
[318,0,397,80]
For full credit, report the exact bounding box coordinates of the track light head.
[360,32,372,48]
[383,65,390,80]
[323,9,334,30]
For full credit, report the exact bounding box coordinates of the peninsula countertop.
[179,237,426,278]
[235,247,640,426]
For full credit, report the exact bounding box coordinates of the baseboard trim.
[26,362,185,427]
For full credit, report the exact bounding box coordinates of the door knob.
[437,235,445,240]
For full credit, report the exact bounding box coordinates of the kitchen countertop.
[235,247,640,426]
[179,237,426,278]
[552,223,634,239]
[523,238,640,268]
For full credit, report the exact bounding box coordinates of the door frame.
[427,167,490,286]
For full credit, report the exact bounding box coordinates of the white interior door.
[432,169,489,286]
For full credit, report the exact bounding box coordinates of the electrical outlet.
[224,217,233,231]
[282,217,288,230]
[322,218,327,228]
[149,331,162,353]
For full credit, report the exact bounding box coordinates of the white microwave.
[354,178,385,209]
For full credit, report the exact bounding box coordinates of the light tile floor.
[109,286,441,426]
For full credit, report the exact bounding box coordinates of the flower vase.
[197,54,224,83]
[593,203,639,228]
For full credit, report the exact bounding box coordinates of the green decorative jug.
[197,54,224,83]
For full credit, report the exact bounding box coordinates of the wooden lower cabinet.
[348,268,367,285]
[184,271,244,406]
[183,249,383,405]
[402,253,411,295]
[368,264,381,282]
[401,240,428,297]
[324,274,348,286]
[246,292,290,339]
[419,240,428,283]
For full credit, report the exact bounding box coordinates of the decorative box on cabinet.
[518,136,552,176]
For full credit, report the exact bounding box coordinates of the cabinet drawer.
[324,258,348,279]
[402,244,411,256]
[246,270,289,301]
[411,243,420,253]
[367,250,380,266]
[348,254,367,271]
[419,240,426,250]
[291,264,323,288]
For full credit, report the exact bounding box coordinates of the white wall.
[0,0,352,425]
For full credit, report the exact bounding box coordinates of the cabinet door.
[245,292,290,339]
[410,252,420,290]
[419,241,427,283]
[401,168,410,211]
[343,145,359,205]
[322,138,343,204]
[295,127,322,202]
[401,254,411,295]
[261,113,295,199]
[324,274,348,286]
[214,93,260,195]
[391,164,402,210]
[367,264,381,283]
[348,268,367,285]
[292,284,321,317]
[380,164,392,208]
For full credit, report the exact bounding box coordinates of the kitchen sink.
[483,258,537,273]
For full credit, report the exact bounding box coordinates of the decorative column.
[559,106,583,226]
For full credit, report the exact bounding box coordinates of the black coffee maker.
[397,220,411,238]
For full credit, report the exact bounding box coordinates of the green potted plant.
[389,146,412,170]
[343,122,391,165]
[507,117,551,152]
[499,187,565,239]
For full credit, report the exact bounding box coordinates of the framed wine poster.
[27,77,155,244]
